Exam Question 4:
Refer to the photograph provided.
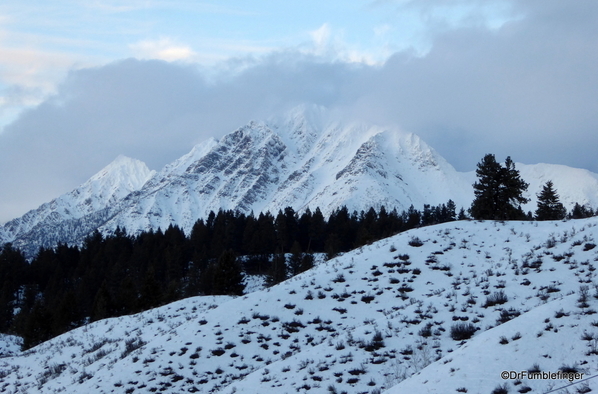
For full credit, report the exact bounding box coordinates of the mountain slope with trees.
[0,201,458,349]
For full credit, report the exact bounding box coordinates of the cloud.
[0,44,74,98]
[0,0,597,223]
[130,38,197,62]
[309,23,332,53]
[304,23,382,65]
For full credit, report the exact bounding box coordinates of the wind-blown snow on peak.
[94,107,472,237]
[0,106,474,249]
[267,103,326,156]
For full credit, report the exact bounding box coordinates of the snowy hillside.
[519,163,598,211]
[3,218,598,393]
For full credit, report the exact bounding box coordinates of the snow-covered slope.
[0,155,154,255]
[520,162,598,210]
[3,218,598,393]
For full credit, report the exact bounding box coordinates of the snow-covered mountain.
[0,155,154,255]
[519,163,598,210]
[95,105,472,236]
[2,104,598,256]
[3,217,598,393]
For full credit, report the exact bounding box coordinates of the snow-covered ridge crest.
[84,155,154,202]
[0,155,153,246]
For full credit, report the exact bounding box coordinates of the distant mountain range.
[2,104,598,256]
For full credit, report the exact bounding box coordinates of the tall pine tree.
[535,181,566,220]
[470,154,529,220]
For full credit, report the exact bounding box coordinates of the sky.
[0,0,597,223]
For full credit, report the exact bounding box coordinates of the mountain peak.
[88,155,153,186]
[0,155,154,253]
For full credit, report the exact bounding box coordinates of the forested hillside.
[0,202,460,349]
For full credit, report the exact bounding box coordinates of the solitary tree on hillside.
[469,154,529,220]
[535,181,566,220]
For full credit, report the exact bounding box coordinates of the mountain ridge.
[2,105,598,256]
[0,155,153,249]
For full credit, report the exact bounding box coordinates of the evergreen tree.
[91,281,115,321]
[212,250,245,296]
[324,233,341,260]
[52,290,80,336]
[288,241,303,277]
[308,208,326,251]
[137,267,161,311]
[267,252,287,286]
[458,207,468,220]
[21,299,53,349]
[422,204,433,226]
[446,200,457,221]
[0,284,14,332]
[535,181,566,220]
[299,252,314,273]
[469,154,529,220]
[405,205,421,228]
[569,203,594,219]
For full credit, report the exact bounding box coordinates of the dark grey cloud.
[1,0,597,222]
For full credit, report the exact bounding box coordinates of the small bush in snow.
[559,364,580,373]
[408,237,424,247]
[490,383,509,394]
[418,323,433,338]
[578,285,590,308]
[496,308,521,324]
[483,291,508,308]
[450,323,477,340]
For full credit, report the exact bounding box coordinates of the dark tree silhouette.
[535,181,566,220]
[212,250,245,296]
[470,154,529,220]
